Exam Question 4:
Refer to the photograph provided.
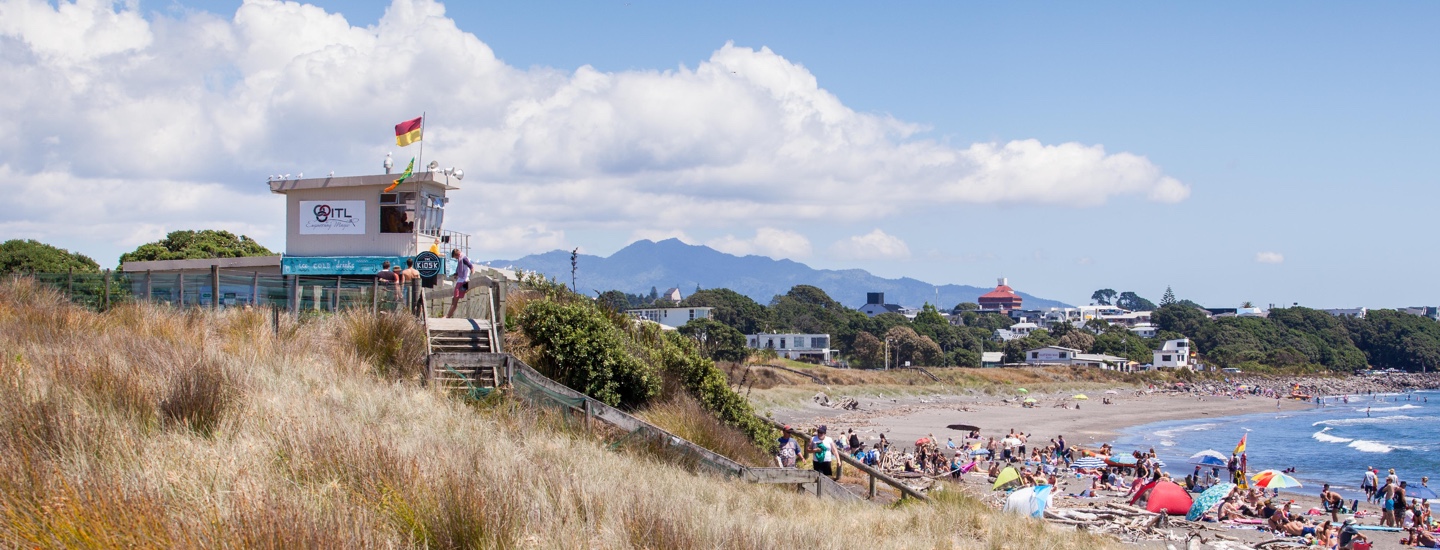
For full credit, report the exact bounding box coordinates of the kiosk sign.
[299,200,364,235]
[414,251,443,278]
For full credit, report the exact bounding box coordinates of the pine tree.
[1161,286,1177,306]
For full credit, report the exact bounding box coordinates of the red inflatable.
[1129,480,1193,515]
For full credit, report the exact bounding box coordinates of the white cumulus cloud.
[706,228,812,259]
[829,229,911,261]
[0,0,1190,263]
[1255,251,1285,264]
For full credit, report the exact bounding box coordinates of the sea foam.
[1312,415,1425,427]
[1357,404,1422,413]
[1312,428,1353,444]
[1348,440,1400,453]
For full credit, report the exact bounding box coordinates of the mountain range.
[482,239,1069,311]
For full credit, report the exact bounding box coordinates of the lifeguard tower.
[268,170,468,272]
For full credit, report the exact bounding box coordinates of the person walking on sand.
[1363,467,1378,503]
[445,249,474,318]
[775,427,800,468]
[810,425,835,478]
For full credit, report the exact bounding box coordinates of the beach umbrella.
[1003,437,1023,447]
[1109,455,1138,465]
[1186,482,1236,521]
[1023,397,1037,403]
[946,424,980,432]
[1004,485,1054,518]
[1410,485,1440,500]
[969,449,991,456]
[993,466,1021,490]
[1188,450,1229,467]
[1072,394,1089,400]
[1017,388,1029,393]
[1250,470,1303,489]
[1072,457,1106,469]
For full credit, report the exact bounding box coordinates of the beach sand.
[769,390,1410,548]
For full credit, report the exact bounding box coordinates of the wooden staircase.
[426,318,502,390]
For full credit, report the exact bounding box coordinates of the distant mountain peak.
[485,241,1068,310]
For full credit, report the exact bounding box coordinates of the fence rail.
[19,268,497,318]
[432,352,861,501]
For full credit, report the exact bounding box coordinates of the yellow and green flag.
[383,157,414,192]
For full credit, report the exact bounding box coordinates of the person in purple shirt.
[446,249,474,318]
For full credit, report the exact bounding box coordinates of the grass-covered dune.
[0,277,1117,549]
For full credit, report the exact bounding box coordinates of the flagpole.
[417,111,426,175]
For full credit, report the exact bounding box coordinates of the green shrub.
[517,300,661,408]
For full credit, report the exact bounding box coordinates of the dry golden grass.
[0,276,1122,549]
[740,361,1159,411]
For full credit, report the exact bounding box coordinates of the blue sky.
[3,1,1436,308]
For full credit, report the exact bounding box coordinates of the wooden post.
[144,270,152,303]
[869,473,876,499]
[582,399,592,435]
[272,305,280,337]
[177,272,185,306]
[332,276,340,311]
[816,474,823,497]
[67,267,74,296]
[371,277,379,312]
[251,271,259,307]
[494,279,506,352]
[210,265,220,311]
[103,269,111,311]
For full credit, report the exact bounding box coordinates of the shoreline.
[765,382,1438,548]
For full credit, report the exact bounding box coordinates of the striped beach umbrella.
[1187,482,1236,521]
[1251,470,1302,489]
[1072,457,1106,469]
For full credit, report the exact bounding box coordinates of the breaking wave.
[1312,428,1353,444]
[1358,404,1422,413]
[1312,415,1425,427]
[1153,423,1219,439]
[1348,440,1406,453]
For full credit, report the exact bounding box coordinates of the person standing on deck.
[445,249,474,318]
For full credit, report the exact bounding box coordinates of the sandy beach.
[770,389,1413,548]
[770,389,1308,450]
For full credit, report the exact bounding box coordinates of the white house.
[1024,346,1084,364]
[1152,338,1195,370]
[748,333,832,362]
[1023,346,1132,370]
[981,351,1004,367]
[626,306,713,329]
[1128,323,1158,338]
[1323,308,1367,319]
[995,319,1039,341]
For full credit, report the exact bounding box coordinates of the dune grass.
[0,276,1122,549]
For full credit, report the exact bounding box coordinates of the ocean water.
[1111,390,1440,502]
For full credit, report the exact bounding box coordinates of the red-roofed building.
[978,278,1023,312]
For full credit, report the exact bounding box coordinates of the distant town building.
[995,318,1039,342]
[1397,307,1440,321]
[747,333,833,362]
[859,292,905,317]
[1023,345,1134,371]
[978,278,1024,312]
[658,287,684,303]
[1128,324,1158,338]
[627,306,713,329]
[1322,308,1367,319]
[1152,338,1195,370]
[981,351,1004,367]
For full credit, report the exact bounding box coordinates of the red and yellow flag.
[1234,434,1247,454]
[394,116,423,147]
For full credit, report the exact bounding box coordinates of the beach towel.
[1350,524,1403,532]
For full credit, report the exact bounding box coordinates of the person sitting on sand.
[1218,497,1244,521]
[1339,518,1370,549]
[1269,502,1316,537]
[1405,525,1440,548]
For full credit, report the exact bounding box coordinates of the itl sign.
[299,200,365,235]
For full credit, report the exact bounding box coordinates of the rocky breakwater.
[1167,372,1440,398]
